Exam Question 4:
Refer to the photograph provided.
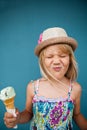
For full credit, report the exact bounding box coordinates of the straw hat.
[34,27,78,56]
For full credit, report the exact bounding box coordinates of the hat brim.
[34,37,78,56]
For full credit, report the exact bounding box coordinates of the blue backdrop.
[0,0,87,129]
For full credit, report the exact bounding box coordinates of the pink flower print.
[38,33,43,44]
[49,101,64,126]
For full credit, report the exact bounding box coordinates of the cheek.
[63,58,70,67]
[65,60,70,66]
[44,59,51,67]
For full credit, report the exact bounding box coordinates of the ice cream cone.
[0,86,17,129]
[4,96,15,109]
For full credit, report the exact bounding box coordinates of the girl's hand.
[4,109,20,128]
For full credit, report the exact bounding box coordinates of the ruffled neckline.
[33,94,74,103]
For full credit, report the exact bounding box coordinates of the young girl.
[4,27,87,129]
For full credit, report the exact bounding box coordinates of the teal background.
[0,0,87,129]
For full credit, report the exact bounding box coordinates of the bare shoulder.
[27,78,44,95]
[72,81,82,98]
[26,80,36,97]
[72,81,82,92]
[27,81,33,91]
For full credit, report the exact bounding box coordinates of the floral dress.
[30,80,74,130]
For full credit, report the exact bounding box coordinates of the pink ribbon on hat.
[38,33,43,44]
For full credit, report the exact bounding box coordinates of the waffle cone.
[4,96,15,109]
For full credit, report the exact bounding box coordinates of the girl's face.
[44,44,70,80]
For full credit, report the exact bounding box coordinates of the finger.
[4,122,16,128]
[4,118,16,128]
[4,116,16,122]
[4,112,14,118]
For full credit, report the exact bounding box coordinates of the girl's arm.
[73,83,87,130]
[17,81,34,124]
[4,82,34,128]
[74,113,87,130]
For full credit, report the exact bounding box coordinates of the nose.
[53,56,60,64]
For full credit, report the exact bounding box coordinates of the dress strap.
[31,80,39,95]
[68,81,73,100]
[35,79,39,94]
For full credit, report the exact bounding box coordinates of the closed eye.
[59,54,68,58]
[45,55,53,58]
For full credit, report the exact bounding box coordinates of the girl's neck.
[42,76,70,88]
[50,76,69,85]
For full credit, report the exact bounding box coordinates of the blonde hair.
[39,44,78,82]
